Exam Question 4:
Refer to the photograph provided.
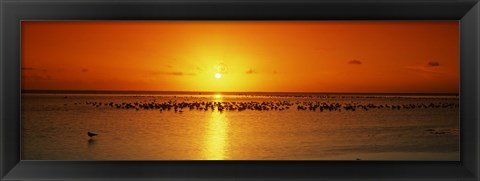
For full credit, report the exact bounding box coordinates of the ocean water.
[21,93,459,160]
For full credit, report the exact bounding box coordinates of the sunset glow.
[22,21,460,160]
[21,21,459,93]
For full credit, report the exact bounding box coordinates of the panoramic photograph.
[21,21,459,160]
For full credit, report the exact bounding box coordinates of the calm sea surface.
[21,93,459,160]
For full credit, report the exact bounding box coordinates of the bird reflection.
[87,138,96,147]
[86,137,98,160]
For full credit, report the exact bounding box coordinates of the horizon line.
[21,89,459,95]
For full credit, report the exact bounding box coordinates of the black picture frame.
[1,0,479,180]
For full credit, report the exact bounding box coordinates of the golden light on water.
[203,95,229,160]
[204,111,229,160]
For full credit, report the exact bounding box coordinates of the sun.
[215,73,222,79]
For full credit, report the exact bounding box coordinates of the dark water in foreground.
[21,92,459,160]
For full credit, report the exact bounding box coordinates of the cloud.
[406,61,443,74]
[214,63,228,73]
[81,68,89,72]
[426,61,440,67]
[245,69,256,74]
[22,67,47,72]
[348,60,362,65]
[168,72,191,76]
[23,75,52,80]
[148,71,196,76]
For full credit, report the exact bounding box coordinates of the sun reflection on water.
[204,95,229,160]
[214,94,222,100]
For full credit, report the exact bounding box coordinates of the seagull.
[87,132,98,137]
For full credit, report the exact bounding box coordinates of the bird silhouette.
[87,132,98,137]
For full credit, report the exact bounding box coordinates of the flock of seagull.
[76,97,457,138]
[72,100,458,112]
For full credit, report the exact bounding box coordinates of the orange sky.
[21,21,459,93]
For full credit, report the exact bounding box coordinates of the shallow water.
[21,93,459,160]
